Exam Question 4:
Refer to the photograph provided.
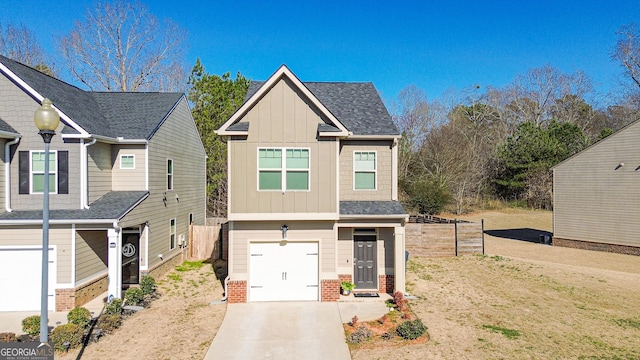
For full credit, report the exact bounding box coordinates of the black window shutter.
[58,151,69,194]
[19,151,29,194]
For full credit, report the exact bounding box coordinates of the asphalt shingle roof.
[340,201,407,216]
[0,55,182,139]
[227,122,250,131]
[0,118,18,134]
[246,81,398,136]
[0,191,148,221]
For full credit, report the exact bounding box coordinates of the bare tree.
[614,23,640,90]
[0,22,53,75]
[58,0,187,92]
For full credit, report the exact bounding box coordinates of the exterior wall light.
[281,224,288,240]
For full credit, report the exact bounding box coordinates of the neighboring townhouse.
[216,65,408,303]
[553,119,640,256]
[0,55,206,312]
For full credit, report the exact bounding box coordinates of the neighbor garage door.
[249,242,318,302]
[0,247,55,312]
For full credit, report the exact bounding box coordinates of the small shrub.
[124,287,144,306]
[50,323,83,351]
[21,315,41,337]
[67,307,91,329]
[140,275,156,295]
[402,311,412,320]
[98,314,121,333]
[105,298,123,315]
[381,331,395,340]
[351,315,359,327]
[396,319,428,340]
[393,291,406,311]
[347,325,372,344]
[0,332,17,342]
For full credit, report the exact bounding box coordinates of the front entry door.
[122,232,140,285]
[354,235,377,289]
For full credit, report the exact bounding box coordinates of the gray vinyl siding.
[87,141,112,203]
[119,98,206,269]
[379,227,394,273]
[340,140,393,201]
[554,121,640,248]
[0,225,72,284]
[337,227,352,274]
[0,139,5,211]
[75,230,108,284]
[0,75,81,210]
[111,145,146,191]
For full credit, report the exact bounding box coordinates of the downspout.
[82,138,97,209]
[221,276,230,302]
[5,136,21,212]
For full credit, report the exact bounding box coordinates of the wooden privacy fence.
[405,215,484,258]
[190,218,228,261]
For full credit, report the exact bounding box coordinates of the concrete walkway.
[205,302,351,360]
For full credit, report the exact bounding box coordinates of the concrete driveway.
[205,302,351,360]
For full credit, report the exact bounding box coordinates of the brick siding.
[227,280,247,303]
[378,274,395,294]
[321,279,340,302]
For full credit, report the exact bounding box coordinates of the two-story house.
[0,55,206,312]
[216,65,407,303]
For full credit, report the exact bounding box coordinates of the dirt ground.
[57,260,226,360]
[352,209,640,359]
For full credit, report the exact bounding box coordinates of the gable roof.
[0,55,183,140]
[0,118,19,138]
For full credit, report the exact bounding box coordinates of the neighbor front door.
[122,232,140,284]
[354,235,377,289]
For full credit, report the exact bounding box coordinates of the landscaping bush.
[67,306,92,329]
[0,332,17,342]
[124,287,144,306]
[50,323,83,351]
[396,319,428,340]
[98,314,121,334]
[347,326,372,344]
[140,275,156,295]
[21,315,40,337]
[105,298,123,315]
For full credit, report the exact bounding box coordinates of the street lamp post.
[34,98,60,344]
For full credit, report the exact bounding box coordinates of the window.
[167,159,173,190]
[120,154,135,169]
[189,213,193,225]
[354,151,376,190]
[258,148,309,191]
[170,219,176,250]
[31,150,57,193]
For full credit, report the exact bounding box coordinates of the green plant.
[50,323,83,351]
[98,314,122,333]
[67,306,91,329]
[140,275,156,295]
[105,298,123,315]
[175,260,204,272]
[347,325,372,344]
[341,281,356,292]
[0,332,17,342]
[351,315,359,327]
[21,315,40,337]
[124,287,144,305]
[482,324,520,339]
[396,319,428,340]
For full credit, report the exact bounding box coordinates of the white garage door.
[0,247,56,312]
[249,242,318,302]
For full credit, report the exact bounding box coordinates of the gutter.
[81,138,97,209]
[4,136,21,212]
[0,218,119,226]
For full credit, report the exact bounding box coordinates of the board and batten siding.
[229,78,337,215]
[75,230,108,285]
[111,145,146,191]
[119,98,206,270]
[87,141,112,203]
[339,140,393,201]
[0,75,81,210]
[554,121,640,248]
[0,225,72,284]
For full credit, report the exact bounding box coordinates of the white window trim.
[30,149,58,194]
[353,150,377,191]
[170,218,176,250]
[257,147,311,192]
[167,158,174,191]
[119,154,135,169]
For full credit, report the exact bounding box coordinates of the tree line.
[2,1,640,216]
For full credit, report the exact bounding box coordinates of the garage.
[249,242,318,302]
[0,246,55,312]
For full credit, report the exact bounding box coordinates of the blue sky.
[1,1,639,104]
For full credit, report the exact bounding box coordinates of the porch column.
[394,226,406,294]
[107,227,122,300]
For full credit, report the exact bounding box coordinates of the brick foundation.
[147,250,187,279]
[55,275,109,311]
[553,237,640,256]
[321,279,340,302]
[227,280,247,303]
[55,289,76,312]
[378,274,395,294]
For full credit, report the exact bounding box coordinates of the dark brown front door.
[354,235,377,289]
[122,232,140,285]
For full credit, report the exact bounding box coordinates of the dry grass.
[352,209,640,360]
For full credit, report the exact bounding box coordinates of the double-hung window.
[31,150,57,193]
[120,154,135,169]
[354,151,376,190]
[167,159,174,191]
[258,148,309,191]
[170,219,176,250]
